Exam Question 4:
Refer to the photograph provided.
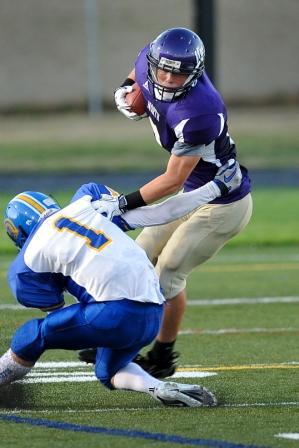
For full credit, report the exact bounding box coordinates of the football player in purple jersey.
[83,27,253,378]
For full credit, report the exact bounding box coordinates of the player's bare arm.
[140,154,201,203]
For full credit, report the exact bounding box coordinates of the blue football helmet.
[4,191,60,248]
[147,27,205,102]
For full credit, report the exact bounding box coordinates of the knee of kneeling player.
[11,318,45,363]
[95,365,115,390]
[96,373,115,390]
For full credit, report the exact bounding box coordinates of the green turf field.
[0,186,298,448]
[0,116,298,447]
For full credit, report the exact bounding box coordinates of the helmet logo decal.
[159,57,181,70]
[4,218,19,240]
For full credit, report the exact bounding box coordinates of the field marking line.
[189,296,299,305]
[180,327,299,335]
[1,296,299,310]
[198,262,299,273]
[15,361,298,384]
[179,363,299,372]
[19,372,217,384]
[34,361,299,370]
[275,433,299,440]
[0,402,298,415]
[27,371,95,377]
[0,414,266,448]
[35,361,84,368]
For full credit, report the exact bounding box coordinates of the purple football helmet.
[147,27,205,102]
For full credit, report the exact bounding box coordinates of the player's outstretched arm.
[123,160,242,228]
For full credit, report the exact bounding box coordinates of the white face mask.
[151,66,197,102]
[153,86,177,102]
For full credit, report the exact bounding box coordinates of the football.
[125,83,146,116]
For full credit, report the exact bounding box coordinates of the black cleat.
[78,348,97,364]
[133,349,179,379]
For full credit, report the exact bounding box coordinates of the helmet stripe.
[17,194,46,214]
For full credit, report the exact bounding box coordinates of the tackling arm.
[123,159,241,229]
[123,181,219,229]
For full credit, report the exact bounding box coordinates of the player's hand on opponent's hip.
[114,86,145,121]
[213,159,242,196]
[92,194,125,220]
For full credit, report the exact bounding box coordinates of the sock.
[112,362,162,393]
[0,349,32,386]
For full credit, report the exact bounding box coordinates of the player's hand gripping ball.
[125,83,146,116]
[114,83,147,121]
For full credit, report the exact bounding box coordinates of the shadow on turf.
[0,384,37,410]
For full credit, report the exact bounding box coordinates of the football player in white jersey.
[0,163,240,407]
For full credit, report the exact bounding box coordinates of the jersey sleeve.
[71,183,119,203]
[8,263,65,311]
[171,114,222,157]
[122,181,220,229]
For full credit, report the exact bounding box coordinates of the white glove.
[114,86,146,121]
[92,194,126,220]
[213,159,242,195]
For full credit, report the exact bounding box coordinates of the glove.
[92,194,127,220]
[114,86,147,121]
[213,159,242,196]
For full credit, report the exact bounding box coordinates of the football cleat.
[152,382,217,407]
[133,350,179,379]
[78,348,97,364]
[78,348,179,379]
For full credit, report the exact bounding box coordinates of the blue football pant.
[11,299,164,388]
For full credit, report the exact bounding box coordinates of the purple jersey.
[135,45,251,204]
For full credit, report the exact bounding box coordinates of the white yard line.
[1,296,299,311]
[179,327,298,335]
[0,402,298,415]
[189,296,299,305]
[35,361,84,368]
[20,371,217,383]
[15,361,298,384]
[275,433,299,440]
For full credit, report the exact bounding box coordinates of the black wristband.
[124,190,147,210]
[120,78,135,88]
[213,179,229,196]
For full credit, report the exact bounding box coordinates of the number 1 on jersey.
[54,216,112,252]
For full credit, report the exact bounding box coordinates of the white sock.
[112,362,163,394]
[0,349,32,385]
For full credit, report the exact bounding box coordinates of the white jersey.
[24,195,164,305]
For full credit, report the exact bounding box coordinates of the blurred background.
[0,0,298,249]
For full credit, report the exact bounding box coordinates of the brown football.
[125,83,146,116]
